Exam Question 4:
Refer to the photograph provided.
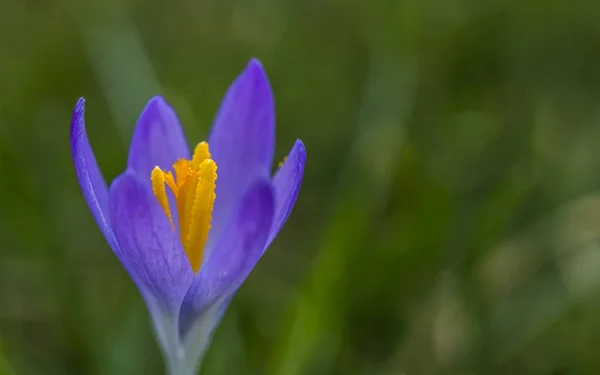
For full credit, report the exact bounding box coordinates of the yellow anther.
[164,171,177,195]
[151,167,174,228]
[185,159,217,271]
[173,159,190,190]
[278,156,288,168]
[191,141,211,168]
[151,142,218,273]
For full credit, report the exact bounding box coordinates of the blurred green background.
[3,0,600,374]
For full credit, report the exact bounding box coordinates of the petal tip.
[242,58,269,84]
[247,57,264,70]
[251,176,276,199]
[72,98,86,121]
[75,97,86,109]
[141,95,179,123]
[145,95,171,110]
[291,139,307,169]
[127,93,191,178]
[294,139,306,155]
[109,170,136,194]
[244,176,276,221]
[148,94,166,102]
[71,98,87,141]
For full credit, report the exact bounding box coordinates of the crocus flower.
[70,59,306,374]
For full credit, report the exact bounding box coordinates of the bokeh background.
[3,0,600,374]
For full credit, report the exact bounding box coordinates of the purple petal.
[179,177,275,336]
[268,139,306,248]
[108,171,193,313]
[208,59,275,239]
[127,96,191,186]
[70,98,118,252]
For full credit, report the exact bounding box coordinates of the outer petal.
[208,59,275,239]
[179,177,275,337]
[70,98,118,252]
[108,171,193,313]
[268,139,306,248]
[127,96,191,185]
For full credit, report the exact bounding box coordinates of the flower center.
[151,142,217,273]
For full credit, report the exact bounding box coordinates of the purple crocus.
[70,59,305,374]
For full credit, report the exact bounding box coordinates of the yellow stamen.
[186,159,217,271]
[151,142,218,272]
[191,141,211,167]
[151,167,174,228]
[278,156,288,168]
[164,171,177,195]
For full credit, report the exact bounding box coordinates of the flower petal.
[268,139,306,248]
[127,96,191,186]
[70,98,118,252]
[179,177,275,336]
[208,59,275,239]
[108,171,193,313]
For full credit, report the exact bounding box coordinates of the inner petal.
[151,142,218,272]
